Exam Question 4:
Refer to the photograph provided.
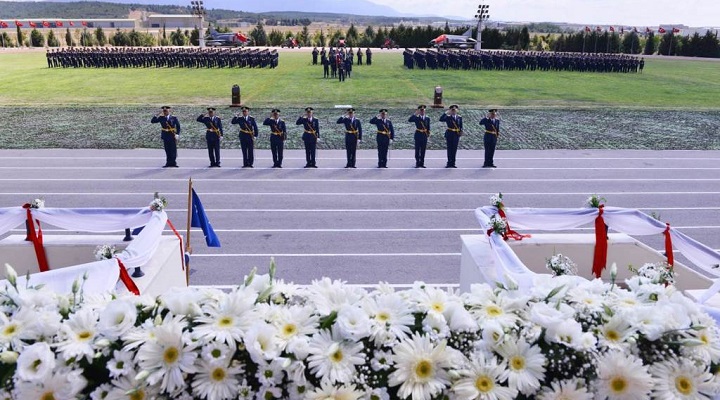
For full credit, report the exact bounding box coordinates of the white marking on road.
[1,156,718,161]
[1,166,720,171]
[2,191,720,196]
[191,253,462,257]
[3,178,720,183]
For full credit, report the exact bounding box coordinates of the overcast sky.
[371,0,719,28]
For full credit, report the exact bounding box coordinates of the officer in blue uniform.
[151,106,181,168]
[231,106,259,168]
[369,109,394,168]
[439,104,463,168]
[263,109,287,168]
[196,107,224,167]
[479,109,500,168]
[337,107,362,168]
[408,105,430,168]
[296,107,320,168]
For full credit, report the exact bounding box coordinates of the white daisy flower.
[307,327,365,384]
[683,325,720,364]
[200,342,234,364]
[388,333,454,400]
[370,350,393,372]
[16,341,56,381]
[0,310,27,350]
[497,339,546,395]
[15,369,86,400]
[106,375,158,400]
[536,379,593,400]
[597,315,634,349]
[255,358,286,386]
[421,311,450,340]
[271,305,319,347]
[622,305,667,341]
[307,277,366,315]
[306,381,364,400]
[97,298,137,340]
[160,287,204,317]
[594,351,653,400]
[107,349,135,378]
[546,319,585,351]
[191,359,243,400]
[56,308,98,362]
[193,288,258,348]
[89,383,113,400]
[650,357,718,399]
[363,292,414,344]
[136,314,197,393]
[452,350,517,400]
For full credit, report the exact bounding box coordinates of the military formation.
[404,49,644,73]
[315,47,373,81]
[151,105,501,169]
[47,47,279,68]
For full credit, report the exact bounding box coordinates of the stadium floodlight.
[190,0,206,48]
[474,3,490,50]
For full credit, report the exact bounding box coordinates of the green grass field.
[1,50,719,109]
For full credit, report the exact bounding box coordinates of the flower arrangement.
[490,192,504,210]
[29,198,45,209]
[629,261,676,286]
[545,253,578,276]
[94,244,118,261]
[488,214,507,237]
[1,262,719,400]
[149,192,167,212]
[585,194,606,208]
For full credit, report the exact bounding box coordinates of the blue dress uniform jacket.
[231,115,259,167]
[479,117,500,167]
[408,114,431,167]
[197,115,224,167]
[337,117,362,168]
[369,117,395,168]
[263,118,287,167]
[296,117,320,167]
[439,114,463,167]
[151,115,181,167]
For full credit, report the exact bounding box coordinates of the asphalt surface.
[1,148,718,286]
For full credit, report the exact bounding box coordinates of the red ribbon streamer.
[497,208,531,241]
[115,259,140,295]
[664,223,674,267]
[165,218,186,272]
[592,205,608,278]
[22,204,50,272]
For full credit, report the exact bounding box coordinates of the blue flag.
[191,188,220,247]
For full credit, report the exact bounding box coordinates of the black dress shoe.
[272,165,279,168]
[421,165,426,168]
[491,165,497,168]
[311,165,318,168]
[242,165,250,168]
[162,165,171,168]
[482,165,492,168]
[304,165,311,168]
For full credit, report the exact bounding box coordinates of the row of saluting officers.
[151,105,502,169]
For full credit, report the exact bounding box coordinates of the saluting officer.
[231,106,259,168]
[439,105,463,168]
[296,107,320,168]
[196,107,224,167]
[151,106,181,168]
[408,105,431,168]
[337,107,362,168]
[369,109,394,168]
[479,109,501,168]
[263,109,287,168]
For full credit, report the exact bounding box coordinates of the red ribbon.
[664,223,674,268]
[115,259,140,295]
[592,205,608,278]
[22,204,50,272]
[497,208,531,241]
[165,218,186,272]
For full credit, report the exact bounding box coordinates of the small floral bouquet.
[93,244,117,261]
[629,261,676,286]
[546,253,578,276]
[585,194,606,208]
[488,214,507,236]
[490,192,504,209]
[29,198,45,209]
[149,192,167,212]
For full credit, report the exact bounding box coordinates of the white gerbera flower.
[0,310,26,350]
[15,369,86,400]
[388,333,453,400]
[307,327,365,384]
[452,350,517,400]
[200,342,234,364]
[191,359,243,400]
[594,351,653,400]
[363,292,414,344]
[683,326,720,364]
[97,298,137,340]
[271,305,318,347]
[497,339,546,395]
[651,358,718,399]
[306,381,364,400]
[136,314,197,393]
[255,358,286,386]
[106,375,158,400]
[107,349,135,378]
[56,308,98,362]
[193,288,257,347]
[307,277,366,315]
[537,379,593,400]
[597,315,634,349]
[16,341,56,381]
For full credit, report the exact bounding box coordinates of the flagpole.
[185,177,193,285]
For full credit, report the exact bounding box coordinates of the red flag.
[29,22,37,28]
[585,26,591,32]
[15,20,24,27]
[0,21,8,28]
[56,21,63,27]
[672,27,680,33]
[658,27,666,33]
[69,21,75,26]
[609,26,615,32]
[596,26,602,32]
[81,21,87,27]
[42,21,50,27]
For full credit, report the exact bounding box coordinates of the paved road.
[1,148,718,286]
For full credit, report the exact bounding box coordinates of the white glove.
[390,139,394,144]
[358,140,362,144]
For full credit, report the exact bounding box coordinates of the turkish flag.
[56,21,63,27]
[42,21,50,27]
[672,27,680,33]
[29,22,37,28]
[81,21,87,27]
[609,26,615,32]
[69,21,75,26]
[658,27,666,33]
[15,20,23,27]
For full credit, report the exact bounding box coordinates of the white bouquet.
[94,244,117,261]
[546,253,578,276]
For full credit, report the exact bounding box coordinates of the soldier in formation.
[150,106,180,168]
[369,109,394,168]
[231,106,259,168]
[296,107,320,168]
[408,105,431,168]
[47,47,279,69]
[439,105,463,168]
[479,109,501,168]
[263,109,287,168]
[337,108,362,168]
[196,108,224,168]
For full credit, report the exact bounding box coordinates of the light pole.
[474,4,490,51]
[190,0,206,48]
